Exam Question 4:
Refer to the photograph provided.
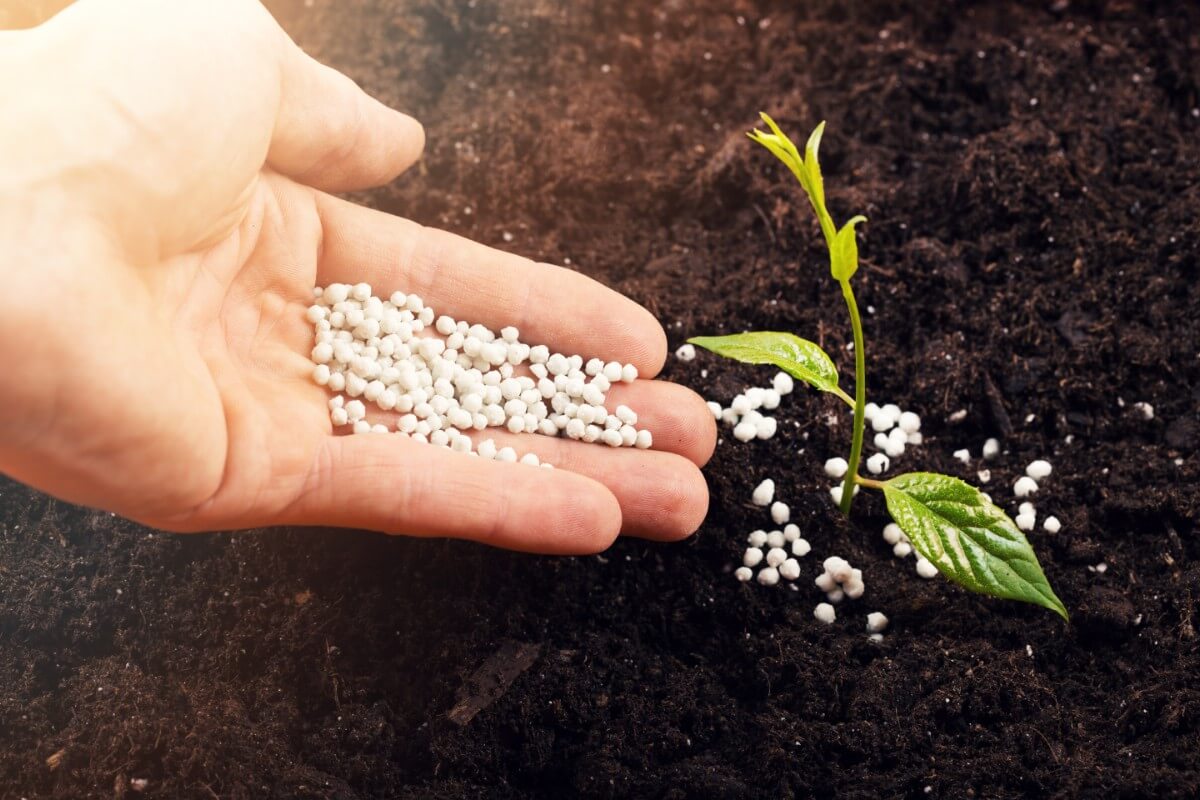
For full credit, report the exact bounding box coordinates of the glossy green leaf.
[831,215,867,282]
[687,332,840,395]
[882,473,1067,619]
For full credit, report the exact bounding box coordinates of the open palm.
[0,0,715,553]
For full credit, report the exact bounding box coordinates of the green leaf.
[804,121,827,211]
[748,114,810,195]
[831,215,867,281]
[687,332,840,395]
[882,472,1068,620]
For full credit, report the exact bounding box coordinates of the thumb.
[269,44,425,193]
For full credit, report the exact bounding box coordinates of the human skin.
[0,0,716,554]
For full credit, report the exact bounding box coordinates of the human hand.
[0,0,716,553]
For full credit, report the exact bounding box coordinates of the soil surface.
[3,1,1200,797]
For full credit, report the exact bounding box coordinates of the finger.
[270,45,425,192]
[352,402,708,542]
[312,193,668,377]
[466,433,710,542]
[285,433,622,554]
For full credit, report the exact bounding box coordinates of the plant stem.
[854,475,886,490]
[837,279,867,515]
[832,386,856,409]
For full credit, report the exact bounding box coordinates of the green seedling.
[691,115,1067,620]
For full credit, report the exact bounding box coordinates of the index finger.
[313,192,668,377]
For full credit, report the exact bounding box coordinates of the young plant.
[691,115,1067,620]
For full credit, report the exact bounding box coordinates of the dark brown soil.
[3,1,1200,797]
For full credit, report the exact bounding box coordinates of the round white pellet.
[1016,512,1036,531]
[755,417,778,440]
[915,557,939,579]
[752,479,775,506]
[898,411,921,433]
[743,547,764,568]
[783,524,799,542]
[602,429,623,447]
[1026,460,1053,480]
[619,425,637,447]
[882,523,903,546]
[792,538,811,557]
[814,603,836,624]
[762,530,783,550]
[1043,516,1062,533]
[330,407,348,426]
[982,438,1000,459]
[733,422,757,442]
[761,389,781,410]
[747,530,768,548]
[757,567,780,587]
[824,457,849,479]
[823,557,851,582]
[345,400,366,423]
[764,547,786,568]
[866,612,889,633]
[772,372,794,395]
[707,401,723,419]
[872,414,896,433]
[866,452,890,475]
[621,363,638,382]
[546,353,569,375]
[675,344,696,362]
[734,567,753,582]
[893,541,912,558]
[814,572,837,592]
[779,559,801,581]
[324,283,350,304]
[520,452,541,466]
[953,448,970,464]
[496,447,518,463]
[873,432,890,451]
[770,501,790,525]
[1014,476,1039,498]
[311,342,334,364]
